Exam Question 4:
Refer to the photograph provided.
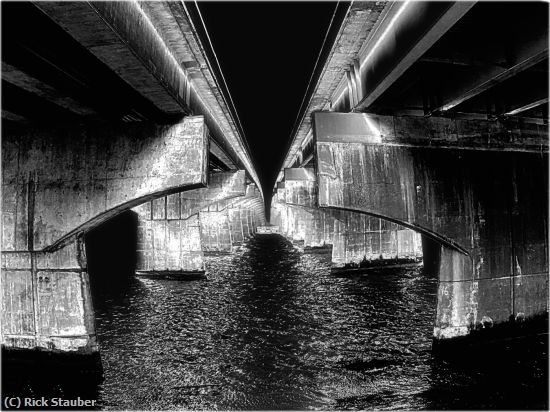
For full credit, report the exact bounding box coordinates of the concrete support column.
[1,240,97,354]
[313,111,548,342]
[2,116,208,253]
[228,208,245,245]
[303,208,334,251]
[131,171,246,273]
[330,210,422,269]
[226,184,266,240]
[134,203,204,274]
[281,167,421,262]
[2,116,208,353]
[199,210,233,254]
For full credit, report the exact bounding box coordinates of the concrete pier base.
[130,171,247,275]
[273,167,423,269]
[1,116,209,354]
[331,211,422,271]
[1,240,97,355]
[200,210,233,254]
[313,111,549,343]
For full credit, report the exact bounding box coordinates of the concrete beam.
[158,171,246,221]
[504,98,549,117]
[35,1,190,115]
[1,110,28,124]
[279,1,389,174]
[2,116,208,252]
[284,168,316,181]
[355,2,475,111]
[432,37,548,113]
[2,62,97,117]
[313,111,548,152]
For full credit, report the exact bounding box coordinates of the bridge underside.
[273,1,548,345]
[0,1,265,356]
[2,164,265,355]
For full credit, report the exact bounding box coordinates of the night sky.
[197,2,338,199]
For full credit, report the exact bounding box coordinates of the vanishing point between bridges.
[1,1,548,410]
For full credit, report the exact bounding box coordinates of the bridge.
[1,0,548,360]
[272,1,548,344]
[1,1,265,355]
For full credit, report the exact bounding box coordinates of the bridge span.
[1,0,548,362]
[273,1,548,345]
[1,1,265,355]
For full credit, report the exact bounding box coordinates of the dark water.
[3,234,548,410]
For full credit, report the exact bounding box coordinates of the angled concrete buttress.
[1,117,209,354]
[313,111,549,342]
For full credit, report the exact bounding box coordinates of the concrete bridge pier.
[1,116,209,355]
[203,183,265,249]
[313,111,548,343]
[228,184,266,239]
[198,183,265,252]
[200,209,234,255]
[133,179,265,268]
[277,168,422,266]
[1,240,96,355]
[330,210,422,270]
[132,171,246,273]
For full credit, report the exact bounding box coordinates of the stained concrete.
[313,111,549,341]
[130,179,266,273]
[2,116,208,252]
[1,116,209,354]
[132,171,247,272]
[274,167,423,266]
[2,240,96,354]
[34,2,261,188]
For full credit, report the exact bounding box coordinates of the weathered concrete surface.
[279,167,422,262]
[227,207,247,245]
[283,168,317,208]
[1,240,96,354]
[226,184,266,239]
[313,111,548,340]
[303,208,335,249]
[1,116,207,354]
[134,208,204,273]
[273,198,421,265]
[2,116,208,252]
[331,211,422,268]
[199,211,233,254]
[34,2,262,189]
[179,171,246,220]
[277,168,326,246]
[281,1,389,170]
[131,171,246,271]
[273,203,308,246]
[195,183,265,249]
[131,179,265,266]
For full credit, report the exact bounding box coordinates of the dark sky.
[197,2,338,197]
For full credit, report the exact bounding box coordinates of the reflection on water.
[3,235,548,410]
